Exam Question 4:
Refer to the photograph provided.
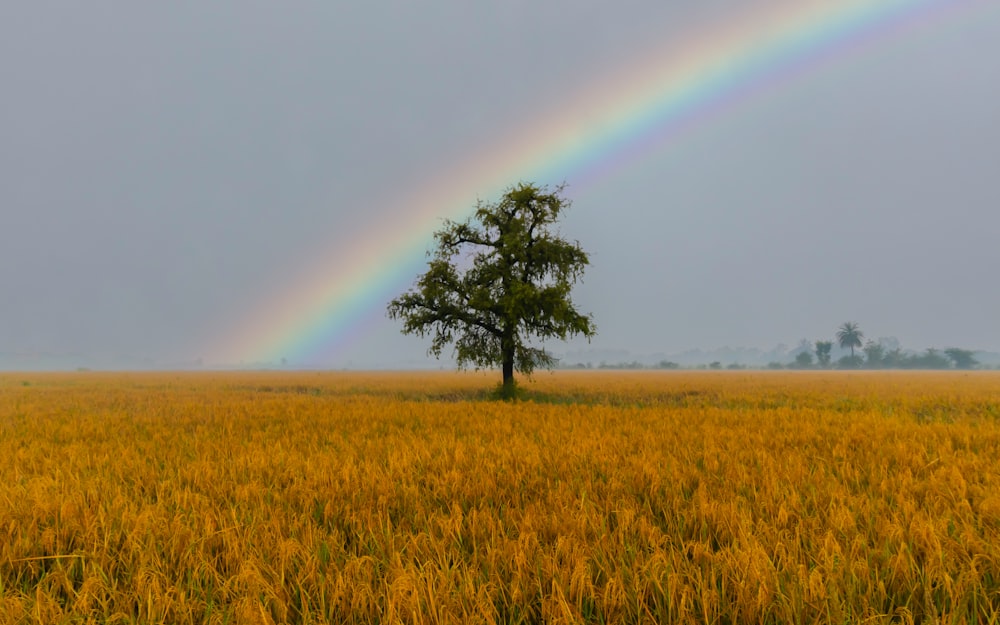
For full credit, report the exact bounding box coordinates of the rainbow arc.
[214,0,965,365]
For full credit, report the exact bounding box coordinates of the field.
[2,371,999,624]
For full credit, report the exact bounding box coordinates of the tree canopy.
[836,322,864,359]
[944,348,979,370]
[387,183,595,394]
[814,341,833,367]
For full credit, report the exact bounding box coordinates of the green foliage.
[599,360,646,370]
[836,322,864,358]
[863,340,885,369]
[944,348,979,370]
[908,348,952,370]
[793,351,814,368]
[882,347,907,369]
[387,183,595,391]
[814,341,833,368]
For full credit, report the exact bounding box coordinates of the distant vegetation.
[563,322,992,371]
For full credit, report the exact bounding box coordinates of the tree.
[837,354,864,369]
[912,348,951,369]
[387,183,595,395]
[814,341,833,368]
[944,348,978,370]
[883,347,906,369]
[793,351,814,369]
[836,322,864,359]
[862,340,885,369]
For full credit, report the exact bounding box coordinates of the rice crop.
[1,370,999,624]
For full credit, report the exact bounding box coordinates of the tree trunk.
[501,324,515,397]
[502,349,515,396]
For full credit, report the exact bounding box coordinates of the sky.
[2,1,998,369]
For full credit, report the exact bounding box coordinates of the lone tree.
[836,321,864,359]
[387,183,595,395]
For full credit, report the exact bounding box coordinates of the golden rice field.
[2,370,1000,624]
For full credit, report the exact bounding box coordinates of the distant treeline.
[561,322,993,371]
[562,351,993,371]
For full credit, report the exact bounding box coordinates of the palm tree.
[836,322,864,358]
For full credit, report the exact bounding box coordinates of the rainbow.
[214,0,965,365]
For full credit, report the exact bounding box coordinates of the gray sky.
[2,1,998,368]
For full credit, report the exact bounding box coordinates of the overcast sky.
[2,1,998,368]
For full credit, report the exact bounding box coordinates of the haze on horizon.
[2,1,999,370]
